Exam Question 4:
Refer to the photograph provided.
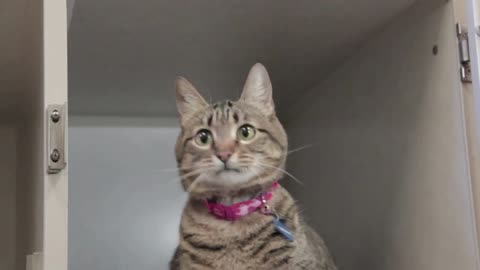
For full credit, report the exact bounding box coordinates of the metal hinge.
[456,23,472,83]
[47,103,67,174]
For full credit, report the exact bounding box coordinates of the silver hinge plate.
[456,23,472,83]
[47,103,67,174]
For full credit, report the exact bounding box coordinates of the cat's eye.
[237,125,256,141]
[194,129,213,146]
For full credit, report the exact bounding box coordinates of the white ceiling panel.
[69,0,421,117]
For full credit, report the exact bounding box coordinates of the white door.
[462,0,480,260]
[41,0,69,269]
[466,0,480,127]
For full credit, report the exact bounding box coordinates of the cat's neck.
[189,181,275,206]
[185,184,292,223]
[208,193,257,206]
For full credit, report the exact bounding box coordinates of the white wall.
[0,126,16,270]
[69,117,186,270]
[284,1,479,270]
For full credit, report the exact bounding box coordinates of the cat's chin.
[216,168,241,174]
[191,168,258,191]
[211,169,255,185]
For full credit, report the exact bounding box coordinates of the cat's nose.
[216,151,232,163]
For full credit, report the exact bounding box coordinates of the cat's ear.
[240,63,275,116]
[175,77,208,124]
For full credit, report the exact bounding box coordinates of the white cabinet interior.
[67,0,480,269]
[68,0,480,269]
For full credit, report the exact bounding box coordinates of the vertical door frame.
[42,0,69,270]
[466,0,480,132]
[455,0,480,265]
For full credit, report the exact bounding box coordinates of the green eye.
[237,125,256,141]
[195,129,213,146]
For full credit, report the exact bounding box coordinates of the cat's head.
[174,63,287,196]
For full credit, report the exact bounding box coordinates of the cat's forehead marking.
[207,114,213,126]
[207,100,236,126]
[233,112,239,123]
[191,100,248,131]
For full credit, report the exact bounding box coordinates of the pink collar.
[205,182,279,221]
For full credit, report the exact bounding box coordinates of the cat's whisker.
[159,162,215,173]
[164,165,214,182]
[157,167,182,172]
[238,159,255,164]
[287,144,315,155]
[186,175,208,193]
[158,165,201,172]
[162,171,196,180]
[167,171,204,184]
[236,161,256,169]
[179,167,213,179]
[255,161,304,186]
[179,164,214,173]
[250,167,263,182]
[239,154,257,163]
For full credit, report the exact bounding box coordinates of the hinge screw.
[50,149,60,163]
[51,110,60,123]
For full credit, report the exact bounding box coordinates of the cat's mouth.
[216,164,241,174]
[217,168,241,174]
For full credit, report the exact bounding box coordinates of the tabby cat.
[170,63,337,270]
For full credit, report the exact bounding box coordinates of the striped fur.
[170,63,337,270]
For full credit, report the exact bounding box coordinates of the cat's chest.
[180,207,296,246]
[179,197,298,268]
[184,221,296,269]
[204,243,294,270]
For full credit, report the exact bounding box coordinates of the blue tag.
[273,217,294,241]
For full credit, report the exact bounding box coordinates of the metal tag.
[47,103,67,174]
[273,216,294,242]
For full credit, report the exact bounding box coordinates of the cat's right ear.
[240,63,275,116]
[175,77,208,125]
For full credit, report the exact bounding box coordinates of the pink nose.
[216,151,232,163]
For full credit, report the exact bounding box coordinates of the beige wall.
[284,1,479,269]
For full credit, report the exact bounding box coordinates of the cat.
[170,63,337,270]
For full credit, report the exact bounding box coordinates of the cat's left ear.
[240,63,275,116]
[175,77,208,125]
